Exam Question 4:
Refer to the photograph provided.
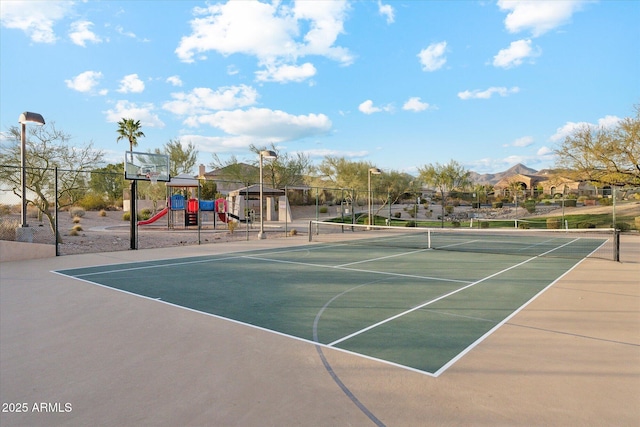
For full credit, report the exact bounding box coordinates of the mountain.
[469,164,539,185]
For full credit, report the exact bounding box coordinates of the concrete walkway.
[1,235,638,426]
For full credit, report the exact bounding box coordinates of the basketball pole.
[130,179,137,250]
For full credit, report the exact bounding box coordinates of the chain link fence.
[1,164,638,257]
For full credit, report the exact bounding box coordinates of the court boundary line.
[326,238,581,348]
[51,236,585,378]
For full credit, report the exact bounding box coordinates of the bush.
[524,200,536,214]
[122,212,130,221]
[72,216,82,224]
[69,207,85,218]
[577,221,596,229]
[393,212,401,219]
[599,197,613,206]
[546,218,561,229]
[492,202,503,208]
[480,221,490,229]
[635,216,640,230]
[0,218,19,241]
[518,222,530,229]
[405,220,416,227]
[614,222,631,232]
[451,221,461,228]
[72,224,83,232]
[99,210,107,217]
[79,193,108,211]
[138,209,152,221]
[288,229,298,236]
[444,206,454,215]
[563,199,577,207]
[319,206,328,214]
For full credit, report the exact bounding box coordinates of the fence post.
[614,229,620,262]
[55,167,59,256]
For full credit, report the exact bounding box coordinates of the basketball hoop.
[147,172,159,185]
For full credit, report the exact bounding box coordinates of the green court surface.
[55,236,603,376]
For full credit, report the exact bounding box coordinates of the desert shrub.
[577,221,596,229]
[615,222,631,232]
[79,193,108,211]
[99,210,107,217]
[69,207,85,218]
[563,199,577,207]
[69,229,80,236]
[546,218,561,229]
[0,204,13,215]
[72,216,81,224]
[444,206,454,215]
[524,200,536,213]
[0,219,19,241]
[393,212,401,219]
[122,212,130,221]
[599,197,613,206]
[635,217,640,230]
[138,209,152,221]
[228,220,238,233]
[288,229,297,236]
[451,221,461,228]
[480,221,490,229]
[492,202,503,208]
[518,222,530,229]
[405,220,416,227]
[72,224,83,232]
[319,206,328,214]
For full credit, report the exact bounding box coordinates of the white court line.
[242,255,472,284]
[327,238,581,347]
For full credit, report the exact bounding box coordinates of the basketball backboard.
[124,151,170,182]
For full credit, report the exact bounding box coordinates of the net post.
[308,221,313,242]
[428,229,432,249]
[614,229,620,262]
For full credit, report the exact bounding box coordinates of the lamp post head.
[369,167,382,175]
[19,112,45,125]
[260,150,277,159]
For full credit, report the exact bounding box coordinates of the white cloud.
[358,100,394,115]
[0,0,73,43]
[166,75,183,87]
[117,74,145,93]
[65,70,105,94]
[378,1,395,24]
[69,20,102,47]
[184,108,332,143]
[359,100,380,115]
[511,136,535,147]
[498,0,589,37]
[104,100,165,128]
[255,62,317,83]
[549,115,621,142]
[417,41,447,72]
[493,39,541,68]
[302,148,369,159]
[537,146,553,156]
[175,1,352,81]
[402,97,429,112]
[163,85,259,116]
[458,86,520,100]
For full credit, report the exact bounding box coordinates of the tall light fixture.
[259,150,277,239]
[368,167,381,227]
[18,112,45,229]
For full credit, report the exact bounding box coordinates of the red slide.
[137,207,168,225]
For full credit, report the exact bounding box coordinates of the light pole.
[368,167,381,227]
[18,112,45,236]
[259,150,277,239]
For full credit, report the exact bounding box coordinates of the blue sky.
[1,0,638,175]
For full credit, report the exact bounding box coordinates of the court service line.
[327,238,581,347]
[241,255,472,284]
[334,247,430,268]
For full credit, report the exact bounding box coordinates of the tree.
[313,156,379,205]
[209,154,258,185]
[554,104,640,186]
[89,163,125,204]
[155,138,198,177]
[0,123,104,242]
[249,143,311,188]
[418,160,471,227]
[116,118,145,157]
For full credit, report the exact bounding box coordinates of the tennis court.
[54,223,613,376]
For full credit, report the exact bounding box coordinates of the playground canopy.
[229,184,285,197]
[166,173,200,188]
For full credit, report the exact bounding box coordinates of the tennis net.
[308,221,619,261]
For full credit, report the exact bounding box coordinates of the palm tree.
[116,118,145,161]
